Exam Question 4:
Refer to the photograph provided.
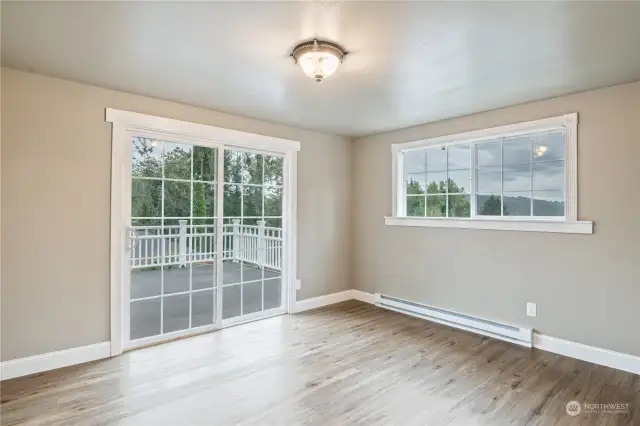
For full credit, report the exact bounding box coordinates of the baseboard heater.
[374,293,533,347]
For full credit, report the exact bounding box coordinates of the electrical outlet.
[295,279,302,290]
[526,302,537,317]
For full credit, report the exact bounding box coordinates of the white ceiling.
[2,1,640,137]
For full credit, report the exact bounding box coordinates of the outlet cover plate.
[526,302,537,317]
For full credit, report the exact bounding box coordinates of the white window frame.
[386,113,593,234]
[107,108,300,356]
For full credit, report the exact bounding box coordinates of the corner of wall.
[347,136,359,292]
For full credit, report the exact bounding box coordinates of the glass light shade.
[297,51,341,82]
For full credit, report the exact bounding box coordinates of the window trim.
[388,113,593,234]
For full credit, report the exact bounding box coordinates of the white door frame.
[107,109,300,356]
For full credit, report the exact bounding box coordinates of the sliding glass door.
[125,137,286,348]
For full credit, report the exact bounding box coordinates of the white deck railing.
[130,219,282,271]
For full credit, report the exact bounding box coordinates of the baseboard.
[353,290,639,375]
[351,289,376,304]
[533,334,640,375]
[4,293,636,380]
[294,290,353,313]
[1,342,111,381]
[2,292,356,379]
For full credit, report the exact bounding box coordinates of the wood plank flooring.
[1,301,638,426]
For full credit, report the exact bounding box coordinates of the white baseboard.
[1,342,111,381]
[351,289,376,304]
[2,291,357,380]
[353,290,639,375]
[294,290,353,313]
[4,292,637,380]
[533,334,640,375]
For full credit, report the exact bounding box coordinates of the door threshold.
[222,308,287,329]
[124,324,220,352]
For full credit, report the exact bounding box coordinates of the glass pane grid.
[402,143,472,217]
[132,143,285,335]
[130,138,219,342]
[471,135,565,218]
[221,150,284,320]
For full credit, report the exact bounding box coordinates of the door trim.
[106,109,301,153]
[107,108,300,357]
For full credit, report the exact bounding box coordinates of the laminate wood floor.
[1,301,638,426]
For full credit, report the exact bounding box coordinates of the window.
[403,133,565,219]
[388,114,593,234]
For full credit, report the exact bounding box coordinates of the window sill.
[384,217,593,234]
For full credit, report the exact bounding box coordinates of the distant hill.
[485,195,563,216]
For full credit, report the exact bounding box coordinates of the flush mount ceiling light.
[291,39,347,82]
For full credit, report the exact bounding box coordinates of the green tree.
[132,138,161,178]
[131,138,162,225]
[479,195,504,215]
[421,177,471,218]
[407,178,424,195]
[405,178,426,216]
[131,179,161,223]
[163,147,191,180]
[264,156,284,186]
[223,152,283,220]
[407,196,426,216]
[194,183,207,218]
[224,151,243,184]
[426,194,446,217]
[446,179,470,217]
[193,146,216,181]
[132,141,283,228]
[191,146,216,232]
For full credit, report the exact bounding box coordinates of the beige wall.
[2,65,638,362]
[352,81,640,357]
[0,68,351,361]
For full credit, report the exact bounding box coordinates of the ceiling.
[2,1,640,137]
